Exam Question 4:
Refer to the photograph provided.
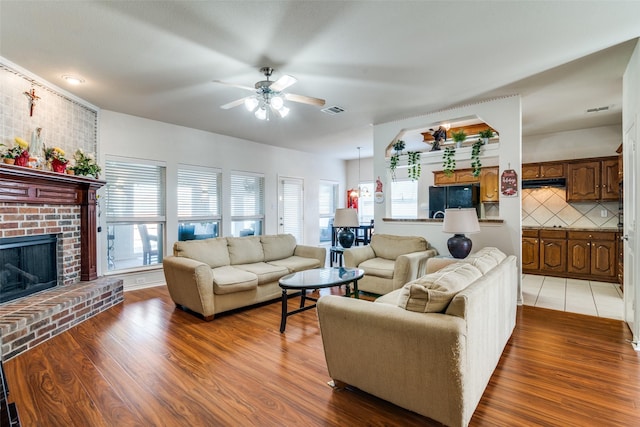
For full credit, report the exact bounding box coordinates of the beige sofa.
[343,234,438,295]
[163,234,325,320]
[317,248,518,427]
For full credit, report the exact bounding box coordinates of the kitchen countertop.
[522,226,620,232]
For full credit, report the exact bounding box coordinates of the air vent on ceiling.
[586,105,610,113]
[322,105,345,115]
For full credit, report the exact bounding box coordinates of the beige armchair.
[344,234,438,295]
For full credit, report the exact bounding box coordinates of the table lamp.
[333,208,359,248]
[442,208,480,258]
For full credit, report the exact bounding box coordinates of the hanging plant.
[471,139,483,177]
[389,140,406,181]
[443,146,456,177]
[407,151,421,181]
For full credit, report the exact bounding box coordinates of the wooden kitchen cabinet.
[433,168,479,185]
[480,166,499,202]
[522,229,539,271]
[539,230,567,274]
[566,157,619,202]
[523,227,619,283]
[522,162,564,179]
[567,231,617,279]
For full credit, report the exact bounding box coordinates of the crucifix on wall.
[24,88,41,117]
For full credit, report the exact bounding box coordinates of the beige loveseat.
[163,234,325,320]
[317,248,517,427]
[343,234,438,295]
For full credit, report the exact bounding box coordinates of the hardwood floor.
[4,285,640,426]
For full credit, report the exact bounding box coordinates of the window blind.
[177,168,220,219]
[281,178,303,241]
[105,160,166,220]
[319,182,338,217]
[230,173,264,217]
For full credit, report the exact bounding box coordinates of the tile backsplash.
[522,187,619,229]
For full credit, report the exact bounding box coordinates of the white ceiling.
[1,1,639,160]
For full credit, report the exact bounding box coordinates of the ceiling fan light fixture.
[255,107,268,120]
[271,95,284,110]
[244,97,259,111]
[277,106,290,118]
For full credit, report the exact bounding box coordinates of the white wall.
[98,110,346,287]
[523,125,621,162]
[622,39,640,347]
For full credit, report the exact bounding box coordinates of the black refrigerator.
[428,184,480,218]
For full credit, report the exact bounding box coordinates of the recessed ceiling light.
[61,75,85,85]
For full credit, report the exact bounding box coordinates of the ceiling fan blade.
[270,74,297,92]
[220,96,251,110]
[284,92,326,107]
[212,80,256,92]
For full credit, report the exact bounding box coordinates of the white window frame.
[230,171,265,237]
[177,165,221,240]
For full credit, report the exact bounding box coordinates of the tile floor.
[522,274,624,320]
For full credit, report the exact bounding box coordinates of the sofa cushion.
[173,237,230,268]
[227,236,264,264]
[268,256,322,273]
[359,257,395,279]
[463,247,507,274]
[234,262,290,285]
[396,262,482,313]
[370,234,428,260]
[261,234,297,261]
[211,266,258,294]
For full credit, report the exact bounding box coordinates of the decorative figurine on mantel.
[30,127,44,169]
[429,126,447,151]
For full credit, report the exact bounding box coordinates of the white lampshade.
[333,208,359,228]
[244,97,259,111]
[442,208,480,234]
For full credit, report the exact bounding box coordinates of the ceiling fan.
[213,67,326,120]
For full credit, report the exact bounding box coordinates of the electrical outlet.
[135,277,146,285]
[600,209,608,218]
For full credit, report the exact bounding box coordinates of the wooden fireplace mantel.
[0,163,106,281]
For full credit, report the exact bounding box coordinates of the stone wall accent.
[0,277,123,361]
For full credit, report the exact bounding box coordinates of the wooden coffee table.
[278,267,364,333]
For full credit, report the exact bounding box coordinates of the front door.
[278,176,304,243]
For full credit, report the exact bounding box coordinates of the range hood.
[522,177,566,189]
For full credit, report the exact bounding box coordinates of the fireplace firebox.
[0,234,58,304]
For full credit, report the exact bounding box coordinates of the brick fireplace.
[0,163,123,361]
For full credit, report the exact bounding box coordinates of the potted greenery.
[451,130,467,148]
[44,145,69,173]
[69,149,101,178]
[442,146,456,177]
[389,140,405,181]
[479,128,494,144]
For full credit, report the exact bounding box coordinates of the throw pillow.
[396,262,482,313]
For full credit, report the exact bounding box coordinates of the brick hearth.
[0,277,123,361]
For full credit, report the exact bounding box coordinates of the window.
[358,182,374,223]
[319,181,338,243]
[230,172,264,237]
[390,179,418,218]
[177,166,221,241]
[105,159,166,271]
